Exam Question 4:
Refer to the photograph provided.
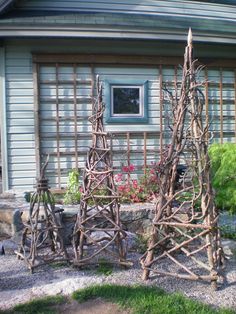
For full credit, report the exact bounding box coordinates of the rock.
[0,239,18,254]
[125,231,139,250]
[120,205,154,234]
[12,209,24,233]
[0,221,12,236]
[0,243,5,255]
[222,239,236,257]
[0,193,15,199]
[0,207,14,225]
[219,212,236,226]
[61,206,78,244]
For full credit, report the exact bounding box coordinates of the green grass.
[72,284,236,314]
[1,284,235,314]
[95,258,113,276]
[0,295,65,314]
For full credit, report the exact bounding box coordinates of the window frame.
[105,79,148,123]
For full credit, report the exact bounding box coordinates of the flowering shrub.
[63,163,161,205]
[114,163,159,203]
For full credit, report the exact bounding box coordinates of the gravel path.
[0,243,236,312]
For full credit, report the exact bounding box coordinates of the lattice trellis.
[16,156,69,272]
[72,77,129,267]
[141,30,224,289]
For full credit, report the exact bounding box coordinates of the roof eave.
[0,26,236,45]
[0,0,18,15]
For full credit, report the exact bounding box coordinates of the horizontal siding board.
[5,59,32,67]
[7,89,34,97]
[6,96,33,103]
[8,155,36,163]
[8,148,35,156]
[8,164,36,171]
[8,104,34,111]
[8,177,35,187]
[7,112,34,119]
[8,140,35,149]
[8,134,35,141]
[7,82,34,89]
[6,67,32,75]
[9,170,37,178]
[7,126,35,134]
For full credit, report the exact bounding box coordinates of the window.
[105,80,148,123]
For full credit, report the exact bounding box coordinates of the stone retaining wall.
[0,192,156,242]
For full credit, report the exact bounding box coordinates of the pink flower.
[118,185,125,192]
[125,186,131,193]
[129,164,135,172]
[132,180,138,188]
[114,173,123,182]
[138,187,144,193]
[122,166,129,172]
[122,164,135,173]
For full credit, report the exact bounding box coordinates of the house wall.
[4,39,236,190]
[4,39,160,190]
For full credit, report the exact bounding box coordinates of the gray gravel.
[0,243,236,312]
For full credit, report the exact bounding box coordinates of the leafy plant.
[96,258,113,276]
[63,169,81,205]
[209,143,236,213]
[114,163,159,203]
[220,225,236,240]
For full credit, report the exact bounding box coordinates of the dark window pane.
[113,87,140,114]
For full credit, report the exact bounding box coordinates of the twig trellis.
[16,155,69,272]
[72,76,129,267]
[141,29,224,289]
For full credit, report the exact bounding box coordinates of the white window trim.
[111,85,144,118]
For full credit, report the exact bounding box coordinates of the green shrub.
[63,169,81,205]
[209,143,236,213]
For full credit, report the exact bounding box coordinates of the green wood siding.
[5,43,35,189]
[37,64,160,187]
[4,39,236,190]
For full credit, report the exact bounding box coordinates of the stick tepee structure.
[16,156,69,272]
[141,29,224,289]
[72,77,129,267]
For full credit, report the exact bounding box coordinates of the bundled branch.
[16,156,69,272]
[141,29,224,289]
[72,76,129,267]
